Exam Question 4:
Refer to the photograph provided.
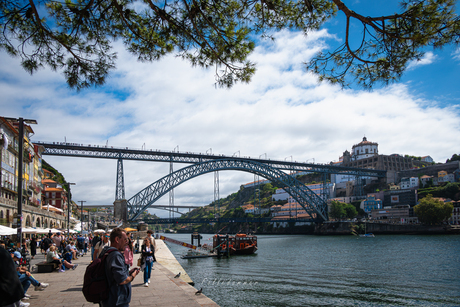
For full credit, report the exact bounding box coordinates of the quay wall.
[315,221,460,235]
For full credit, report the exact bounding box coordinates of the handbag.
[137,258,142,266]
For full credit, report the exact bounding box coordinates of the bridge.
[37,142,386,223]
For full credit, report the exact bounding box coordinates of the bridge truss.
[127,159,328,222]
[38,142,387,222]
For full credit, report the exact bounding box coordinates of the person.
[91,233,101,260]
[41,235,52,254]
[30,236,37,260]
[84,235,89,255]
[46,245,78,271]
[100,228,139,307]
[93,233,110,259]
[123,238,134,268]
[145,230,156,251]
[0,246,28,307]
[52,233,63,253]
[12,251,49,297]
[77,235,85,255]
[66,241,78,259]
[140,238,155,287]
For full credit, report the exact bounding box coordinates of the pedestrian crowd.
[1,228,157,307]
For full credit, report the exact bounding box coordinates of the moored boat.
[359,233,375,237]
[213,233,258,255]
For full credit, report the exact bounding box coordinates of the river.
[160,233,460,306]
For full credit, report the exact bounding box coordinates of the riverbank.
[172,222,460,235]
[314,221,460,235]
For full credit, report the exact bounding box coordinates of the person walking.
[123,238,134,268]
[141,238,155,287]
[93,233,110,259]
[144,230,156,251]
[100,228,139,307]
[91,233,100,261]
[30,236,36,260]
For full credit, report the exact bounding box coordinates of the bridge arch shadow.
[127,159,328,222]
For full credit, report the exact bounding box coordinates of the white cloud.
[1,30,459,217]
[453,48,460,61]
[406,51,437,70]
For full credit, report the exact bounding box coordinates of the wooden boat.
[213,233,258,255]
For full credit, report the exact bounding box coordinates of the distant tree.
[414,194,453,225]
[329,201,346,220]
[345,203,358,218]
[1,0,458,89]
[446,154,460,163]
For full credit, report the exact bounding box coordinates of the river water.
[162,233,460,307]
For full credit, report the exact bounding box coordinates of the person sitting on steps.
[46,245,78,271]
[11,251,49,300]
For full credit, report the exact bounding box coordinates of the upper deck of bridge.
[35,141,386,177]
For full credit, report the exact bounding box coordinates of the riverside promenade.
[25,243,219,307]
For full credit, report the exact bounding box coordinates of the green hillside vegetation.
[42,160,68,191]
[181,183,286,220]
[417,182,460,200]
[177,183,291,233]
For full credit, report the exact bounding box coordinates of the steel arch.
[127,159,328,222]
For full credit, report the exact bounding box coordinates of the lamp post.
[63,182,76,235]
[79,200,86,233]
[4,117,37,247]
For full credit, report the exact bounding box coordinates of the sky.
[1,1,459,218]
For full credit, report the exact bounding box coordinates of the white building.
[351,137,379,161]
[273,183,335,201]
[400,177,419,189]
[421,156,434,163]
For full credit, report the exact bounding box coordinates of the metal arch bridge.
[37,142,387,221]
[127,158,328,222]
[36,142,387,177]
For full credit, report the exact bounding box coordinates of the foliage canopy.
[329,200,357,219]
[414,194,453,225]
[1,0,459,90]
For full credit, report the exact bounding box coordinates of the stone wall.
[0,196,66,229]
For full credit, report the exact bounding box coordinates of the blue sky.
[1,1,459,217]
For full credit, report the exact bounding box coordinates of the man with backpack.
[92,228,139,307]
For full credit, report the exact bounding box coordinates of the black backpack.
[82,247,117,303]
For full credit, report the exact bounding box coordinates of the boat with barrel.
[213,233,258,255]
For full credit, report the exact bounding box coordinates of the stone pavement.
[24,252,219,307]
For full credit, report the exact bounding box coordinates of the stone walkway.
[24,252,218,307]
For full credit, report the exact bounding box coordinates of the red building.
[42,179,68,210]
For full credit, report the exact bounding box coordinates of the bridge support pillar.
[114,199,128,222]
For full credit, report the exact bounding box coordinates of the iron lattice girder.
[38,142,386,178]
[136,217,320,224]
[116,158,125,200]
[127,159,329,222]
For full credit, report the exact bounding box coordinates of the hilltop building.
[334,136,415,184]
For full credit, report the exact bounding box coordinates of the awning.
[0,225,16,236]
[42,204,64,213]
[22,227,38,234]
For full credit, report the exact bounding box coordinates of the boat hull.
[230,245,258,255]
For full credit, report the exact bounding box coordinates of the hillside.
[174,183,292,233]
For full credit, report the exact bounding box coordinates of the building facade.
[0,117,66,229]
